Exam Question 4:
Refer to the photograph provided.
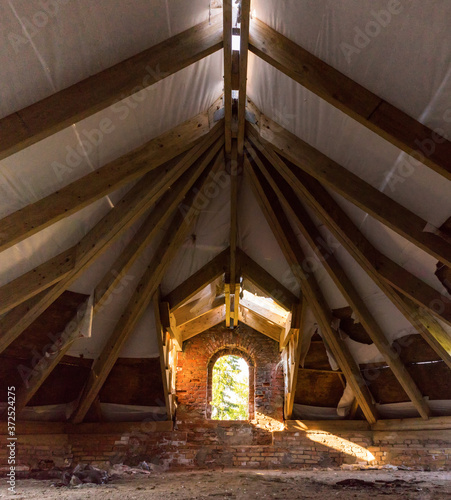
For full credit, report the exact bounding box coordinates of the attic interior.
[0,0,451,496]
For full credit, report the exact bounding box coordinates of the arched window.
[211,355,249,420]
[207,348,255,420]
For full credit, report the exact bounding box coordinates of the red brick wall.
[2,326,450,473]
[2,424,450,473]
[176,324,284,425]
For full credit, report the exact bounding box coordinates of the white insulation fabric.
[0,2,224,360]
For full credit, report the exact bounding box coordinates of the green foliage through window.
[211,355,249,420]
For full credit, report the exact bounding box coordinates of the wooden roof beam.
[249,17,451,181]
[239,305,282,342]
[173,296,225,327]
[251,141,451,369]
[236,248,299,311]
[223,0,233,154]
[163,248,229,311]
[70,149,226,423]
[93,141,224,312]
[236,0,251,155]
[0,113,222,254]
[0,14,223,161]
[0,133,223,317]
[247,142,431,419]
[244,156,378,424]
[247,113,451,269]
[179,304,226,341]
[0,140,223,354]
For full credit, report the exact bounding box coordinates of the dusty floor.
[0,469,450,499]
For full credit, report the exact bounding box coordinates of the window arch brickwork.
[176,324,284,423]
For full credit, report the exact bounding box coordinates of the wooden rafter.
[159,301,182,352]
[237,0,251,154]
[70,151,225,423]
[244,156,378,424]
[0,15,223,161]
[248,143,431,419]
[0,113,222,254]
[240,297,286,328]
[154,291,178,419]
[248,17,451,181]
[223,0,233,154]
[236,248,299,311]
[163,248,229,311]
[93,139,224,312]
[280,301,303,350]
[248,114,451,269]
[227,142,239,328]
[0,138,222,355]
[248,131,451,328]
[253,143,451,370]
[239,305,283,342]
[179,304,226,341]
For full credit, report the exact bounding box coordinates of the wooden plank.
[70,149,225,423]
[154,292,174,419]
[179,304,226,341]
[163,248,229,311]
[0,15,223,161]
[238,306,282,341]
[159,301,182,352]
[244,156,378,424]
[93,138,224,311]
[240,297,286,327]
[237,0,251,154]
[236,248,298,311]
[0,140,222,355]
[248,17,451,181]
[372,415,451,432]
[249,144,431,419]
[223,0,233,154]
[0,112,221,254]
[250,113,451,269]
[280,300,302,350]
[238,309,278,342]
[173,296,225,326]
[251,141,451,369]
